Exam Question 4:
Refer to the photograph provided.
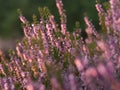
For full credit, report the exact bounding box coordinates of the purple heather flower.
[0,0,120,90]
[84,16,98,37]
[95,3,104,14]
[49,15,57,31]
[19,15,27,24]
[110,0,120,32]
[56,0,63,15]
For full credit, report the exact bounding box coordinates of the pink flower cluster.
[0,0,120,90]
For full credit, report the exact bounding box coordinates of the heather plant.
[0,0,120,90]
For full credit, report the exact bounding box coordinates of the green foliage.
[98,13,107,33]
[14,82,21,90]
[32,14,39,24]
[38,7,51,20]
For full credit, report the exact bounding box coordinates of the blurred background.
[0,0,107,52]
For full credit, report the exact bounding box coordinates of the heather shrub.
[0,0,120,90]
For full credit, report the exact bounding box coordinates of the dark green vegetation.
[0,0,107,38]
